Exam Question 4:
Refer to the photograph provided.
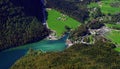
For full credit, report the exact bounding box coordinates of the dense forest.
[11,40,120,69]
[0,0,50,51]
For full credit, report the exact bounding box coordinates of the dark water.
[0,35,68,69]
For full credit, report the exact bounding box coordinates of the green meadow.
[89,35,94,44]
[105,30,120,52]
[88,0,120,14]
[115,47,120,52]
[105,30,120,45]
[105,23,120,29]
[47,9,80,36]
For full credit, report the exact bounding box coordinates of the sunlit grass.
[105,24,120,29]
[115,47,120,52]
[47,9,80,36]
[88,0,120,14]
[105,30,120,45]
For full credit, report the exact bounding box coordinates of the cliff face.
[10,0,45,23]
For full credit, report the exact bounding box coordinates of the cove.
[0,35,68,69]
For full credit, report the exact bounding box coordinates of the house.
[89,29,96,35]
[66,39,73,47]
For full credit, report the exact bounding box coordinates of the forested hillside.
[0,0,50,51]
[46,0,100,22]
[11,41,120,69]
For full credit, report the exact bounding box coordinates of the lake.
[0,34,68,69]
[0,0,67,69]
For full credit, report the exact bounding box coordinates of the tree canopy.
[0,0,50,51]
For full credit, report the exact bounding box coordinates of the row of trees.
[0,0,50,51]
[69,24,90,40]
[110,1,120,8]
[112,13,120,22]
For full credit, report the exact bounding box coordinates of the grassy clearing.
[89,35,94,44]
[105,30,120,52]
[47,9,80,36]
[105,23,120,29]
[105,30,120,45]
[88,0,120,14]
[115,47,120,52]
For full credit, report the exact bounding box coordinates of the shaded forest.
[0,0,50,51]
[10,0,45,23]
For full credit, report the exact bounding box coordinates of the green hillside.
[105,30,120,52]
[47,9,80,36]
[106,24,120,30]
[105,30,120,45]
[88,0,120,14]
[115,47,120,52]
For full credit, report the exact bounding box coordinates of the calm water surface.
[0,35,68,69]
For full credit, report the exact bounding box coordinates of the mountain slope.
[11,41,120,69]
[0,0,50,51]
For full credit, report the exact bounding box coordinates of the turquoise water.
[0,35,68,69]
